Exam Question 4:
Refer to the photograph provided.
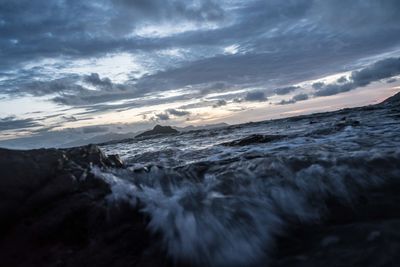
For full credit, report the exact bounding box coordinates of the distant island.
[135,125,179,138]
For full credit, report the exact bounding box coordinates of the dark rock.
[107,154,124,168]
[335,118,360,128]
[0,145,170,267]
[135,125,179,138]
[221,134,285,146]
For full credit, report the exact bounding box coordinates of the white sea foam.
[93,149,400,266]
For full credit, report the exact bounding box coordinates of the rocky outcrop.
[135,125,179,138]
[0,144,169,267]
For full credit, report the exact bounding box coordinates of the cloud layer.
[1,0,400,140]
[315,57,400,96]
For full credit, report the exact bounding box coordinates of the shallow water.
[96,105,400,266]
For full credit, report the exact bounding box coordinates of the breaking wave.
[93,102,400,266]
[93,149,400,266]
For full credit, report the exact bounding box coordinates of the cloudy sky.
[1,0,400,147]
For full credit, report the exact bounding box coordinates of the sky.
[1,0,400,148]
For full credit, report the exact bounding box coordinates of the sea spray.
[93,149,400,266]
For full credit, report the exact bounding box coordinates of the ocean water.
[95,104,400,266]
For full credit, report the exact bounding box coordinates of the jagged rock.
[135,125,179,138]
[335,117,361,128]
[0,145,169,267]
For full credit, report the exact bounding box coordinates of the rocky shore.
[0,145,170,267]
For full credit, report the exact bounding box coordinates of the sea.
[94,102,400,266]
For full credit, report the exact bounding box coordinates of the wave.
[92,149,400,267]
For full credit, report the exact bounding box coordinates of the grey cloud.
[0,0,226,71]
[155,113,170,121]
[315,57,400,96]
[278,93,309,105]
[293,93,309,101]
[112,0,225,25]
[312,82,325,90]
[61,116,78,122]
[279,99,295,105]
[387,78,397,84]
[81,126,109,134]
[0,116,41,131]
[178,101,214,110]
[4,73,135,106]
[337,76,348,83]
[213,99,227,108]
[351,57,400,86]
[245,91,267,102]
[83,73,114,90]
[1,0,400,74]
[166,108,190,116]
[314,83,356,97]
[274,86,300,95]
[14,76,84,97]
[1,0,400,127]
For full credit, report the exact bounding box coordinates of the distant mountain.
[135,125,179,138]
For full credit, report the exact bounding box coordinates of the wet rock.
[221,134,285,146]
[107,154,124,168]
[0,145,169,267]
[335,117,360,128]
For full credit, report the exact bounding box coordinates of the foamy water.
[95,104,400,266]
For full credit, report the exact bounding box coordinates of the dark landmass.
[0,144,169,267]
[0,91,399,267]
[135,125,179,138]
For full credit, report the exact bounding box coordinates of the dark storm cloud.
[0,0,226,70]
[1,0,400,72]
[245,91,267,102]
[315,57,400,96]
[1,0,400,117]
[0,116,41,131]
